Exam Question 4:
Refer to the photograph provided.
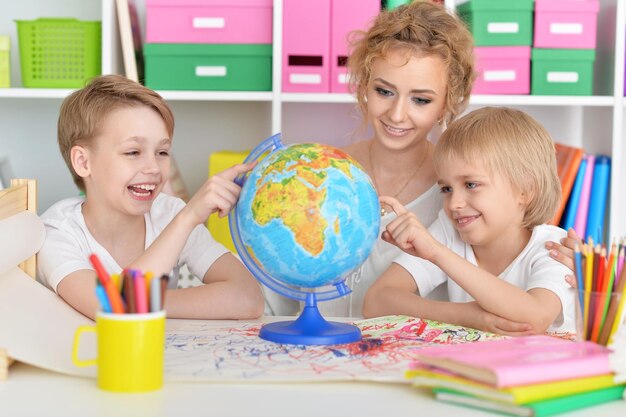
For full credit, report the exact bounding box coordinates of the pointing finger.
[379,196,408,216]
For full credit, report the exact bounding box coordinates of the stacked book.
[407,335,625,416]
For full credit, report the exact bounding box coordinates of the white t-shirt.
[37,193,229,292]
[263,184,444,317]
[394,210,576,333]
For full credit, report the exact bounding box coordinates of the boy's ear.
[70,145,90,178]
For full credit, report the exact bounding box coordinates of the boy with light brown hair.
[37,74,264,320]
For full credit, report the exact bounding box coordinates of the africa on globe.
[236,142,380,289]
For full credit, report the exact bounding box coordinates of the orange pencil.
[590,247,607,342]
[89,254,125,314]
[592,246,615,342]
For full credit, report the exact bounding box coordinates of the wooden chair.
[0,179,37,378]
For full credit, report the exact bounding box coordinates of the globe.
[229,134,380,345]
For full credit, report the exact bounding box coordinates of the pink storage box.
[282,0,331,92]
[145,0,272,44]
[534,0,599,49]
[330,0,379,93]
[473,46,530,95]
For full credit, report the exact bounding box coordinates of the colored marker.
[150,275,161,312]
[95,282,112,313]
[123,269,136,314]
[133,270,148,314]
[89,254,125,313]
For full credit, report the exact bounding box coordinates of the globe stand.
[259,292,361,345]
[230,133,378,346]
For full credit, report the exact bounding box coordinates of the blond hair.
[347,1,475,126]
[433,107,561,229]
[58,74,175,191]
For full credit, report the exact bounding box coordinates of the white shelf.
[0,88,76,99]
[157,91,273,102]
[470,95,615,107]
[281,93,355,103]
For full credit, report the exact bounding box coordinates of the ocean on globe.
[237,143,380,288]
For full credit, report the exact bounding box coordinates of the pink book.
[574,154,595,239]
[413,335,611,388]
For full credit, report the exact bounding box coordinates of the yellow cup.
[72,311,165,392]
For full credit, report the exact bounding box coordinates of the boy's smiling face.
[79,105,171,216]
[437,156,529,250]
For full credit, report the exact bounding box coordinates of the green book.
[433,385,625,417]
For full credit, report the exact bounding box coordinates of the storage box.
[0,35,9,88]
[15,18,101,88]
[534,0,599,49]
[531,48,595,96]
[283,0,331,92]
[145,0,272,44]
[330,0,379,93]
[458,0,534,46]
[144,43,271,91]
[473,46,530,94]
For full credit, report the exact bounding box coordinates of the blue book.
[561,156,588,231]
[585,156,611,243]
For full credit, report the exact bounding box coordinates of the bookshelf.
[0,0,625,238]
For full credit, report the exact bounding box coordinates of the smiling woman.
[264,1,475,318]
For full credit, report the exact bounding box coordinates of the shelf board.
[470,94,614,107]
[157,91,273,102]
[0,88,615,107]
[281,93,356,103]
[0,88,76,99]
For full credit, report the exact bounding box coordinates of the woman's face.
[366,49,448,151]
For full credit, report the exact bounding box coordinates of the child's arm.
[131,162,263,319]
[363,264,533,336]
[163,252,263,319]
[129,163,255,277]
[380,196,561,334]
[55,163,264,320]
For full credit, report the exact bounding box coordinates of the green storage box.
[458,0,534,46]
[15,18,101,88]
[531,49,595,96]
[0,35,9,88]
[144,44,272,91]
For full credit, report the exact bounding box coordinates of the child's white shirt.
[393,209,576,333]
[37,193,229,292]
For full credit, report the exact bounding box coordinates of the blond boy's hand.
[379,196,442,262]
[465,302,535,337]
[184,162,256,225]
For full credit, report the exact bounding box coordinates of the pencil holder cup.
[72,310,165,392]
[574,289,625,346]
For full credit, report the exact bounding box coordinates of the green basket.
[15,18,101,88]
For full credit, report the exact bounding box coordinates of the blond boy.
[364,107,575,335]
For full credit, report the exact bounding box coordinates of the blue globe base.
[259,301,361,346]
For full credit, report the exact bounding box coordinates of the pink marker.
[133,270,148,314]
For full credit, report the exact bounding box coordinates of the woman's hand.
[545,227,581,282]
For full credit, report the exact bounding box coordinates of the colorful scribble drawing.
[164,315,503,382]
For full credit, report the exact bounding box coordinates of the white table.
[1,362,625,417]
